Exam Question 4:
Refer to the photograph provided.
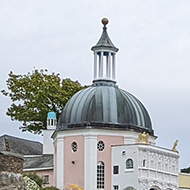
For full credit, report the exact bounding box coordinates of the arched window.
[123,187,136,190]
[126,158,134,169]
[149,187,161,190]
[71,141,78,152]
[97,161,104,189]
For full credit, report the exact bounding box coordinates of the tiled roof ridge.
[0,134,42,145]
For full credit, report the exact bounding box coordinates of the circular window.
[71,142,78,152]
[97,141,105,151]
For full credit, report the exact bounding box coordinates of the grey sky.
[0,0,190,169]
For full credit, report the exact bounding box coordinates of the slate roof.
[0,134,43,155]
[24,154,53,170]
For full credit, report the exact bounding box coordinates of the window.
[124,187,136,190]
[51,119,53,126]
[113,165,119,174]
[48,119,50,126]
[143,159,146,167]
[113,185,119,190]
[97,141,105,151]
[97,161,104,189]
[126,158,134,169]
[43,175,49,184]
[71,142,78,152]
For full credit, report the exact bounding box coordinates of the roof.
[47,111,56,119]
[0,134,43,155]
[57,80,153,135]
[23,154,53,170]
[112,143,179,156]
[0,151,23,159]
[91,18,118,52]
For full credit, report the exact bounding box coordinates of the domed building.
[50,18,179,190]
[57,19,152,136]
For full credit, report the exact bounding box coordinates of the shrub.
[23,172,43,188]
[41,187,59,190]
[23,176,40,190]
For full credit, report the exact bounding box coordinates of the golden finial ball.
[102,18,109,26]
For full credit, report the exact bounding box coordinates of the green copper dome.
[57,80,153,135]
[57,18,153,135]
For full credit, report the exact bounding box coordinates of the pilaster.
[84,135,97,190]
[56,138,64,189]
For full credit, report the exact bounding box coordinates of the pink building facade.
[52,129,157,190]
[43,18,179,190]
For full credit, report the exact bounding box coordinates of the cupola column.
[94,52,97,79]
[99,51,104,78]
[112,53,116,80]
[106,52,111,78]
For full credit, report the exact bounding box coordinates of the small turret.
[47,111,57,129]
[43,111,57,154]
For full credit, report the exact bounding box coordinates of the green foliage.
[23,173,43,188]
[1,69,87,134]
[23,173,60,190]
[181,166,190,173]
[41,187,59,190]
[23,176,41,190]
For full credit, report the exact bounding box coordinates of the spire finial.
[102,18,109,27]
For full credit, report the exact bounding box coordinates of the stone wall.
[0,153,23,174]
[0,172,25,190]
[0,153,25,190]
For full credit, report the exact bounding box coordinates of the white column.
[53,141,56,186]
[106,55,109,78]
[99,52,103,78]
[112,54,116,80]
[107,52,111,78]
[94,53,97,80]
[84,135,97,190]
[56,138,64,189]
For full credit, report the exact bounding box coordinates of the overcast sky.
[0,0,190,169]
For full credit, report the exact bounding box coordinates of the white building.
[112,144,179,190]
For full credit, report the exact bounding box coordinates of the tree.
[1,69,87,134]
[181,166,190,173]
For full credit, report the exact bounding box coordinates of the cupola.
[91,18,118,82]
[47,111,57,129]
